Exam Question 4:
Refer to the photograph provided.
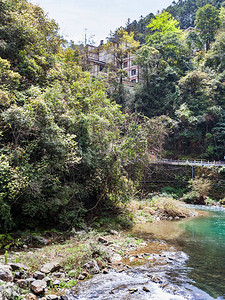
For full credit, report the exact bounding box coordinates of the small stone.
[3,288,13,298]
[143,286,150,292]
[67,270,76,277]
[43,277,51,286]
[26,278,35,286]
[150,275,163,284]
[30,280,47,294]
[12,291,20,298]
[129,288,138,294]
[17,279,28,289]
[110,253,122,263]
[0,265,13,282]
[40,263,61,274]
[109,230,118,235]
[52,272,65,278]
[23,245,28,249]
[81,271,89,277]
[25,293,37,300]
[52,279,60,286]
[33,271,45,280]
[14,271,22,279]
[60,297,68,300]
[102,269,109,274]
[83,260,100,274]
[46,295,58,300]
[98,237,108,244]
[10,263,28,272]
[78,274,85,280]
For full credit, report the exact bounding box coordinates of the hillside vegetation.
[0,0,225,234]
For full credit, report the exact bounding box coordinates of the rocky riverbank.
[0,198,200,299]
[0,231,199,299]
[0,229,150,299]
[0,234,199,300]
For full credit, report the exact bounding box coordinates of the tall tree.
[146,11,191,74]
[195,4,220,51]
[133,45,179,117]
[104,28,139,105]
[105,28,139,84]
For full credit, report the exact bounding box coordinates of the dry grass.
[153,197,192,218]
[128,196,193,223]
[7,231,107,273]
[4,230,145,275]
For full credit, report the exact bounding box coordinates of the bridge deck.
[152,159,225,167]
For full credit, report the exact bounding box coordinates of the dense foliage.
[1,0,225,233]
[166,0,224,29]
[0,0,161,232]
[126,5,225,161]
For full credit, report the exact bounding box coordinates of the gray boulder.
[30,280,47,294]
[40,263,61,274]
[83,260,100,274]
[17,279,28,289]
[26,278,35,286]
[33,271,45,280]
[25,293,37,300]
[9,263,28,272]
[0,265,13,282]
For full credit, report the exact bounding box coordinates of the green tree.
[195,4,221,51]
[133,45,179,117]
[103,28,139,106]
[105,28,139,83]
[146,11,191,74]
[0,0,63,86]
[204,31,225,72]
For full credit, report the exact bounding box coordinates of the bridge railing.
[152,158,225,167]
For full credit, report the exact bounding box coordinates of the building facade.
[82,43,139,86]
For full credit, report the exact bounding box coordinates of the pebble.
[33,271,45,280]
[129,288,138,294]
[78,274,85,280]
[143,286,150,292]
[25,293,37,300]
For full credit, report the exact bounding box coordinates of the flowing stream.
[133,205,225,299]
[72,206,225,299]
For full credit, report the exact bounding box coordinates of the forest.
[0,0,225,234]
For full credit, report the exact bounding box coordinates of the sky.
[29,0,173,45]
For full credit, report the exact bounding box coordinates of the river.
[72,206,225,299]
[133,205,225,299]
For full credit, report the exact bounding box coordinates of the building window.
[131,69,136,76]
[123,62,128,68]
[131,79,136,83]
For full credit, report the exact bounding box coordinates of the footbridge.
[150,158,225,179]
[154,158,225,167]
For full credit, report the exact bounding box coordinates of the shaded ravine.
[71,206,225,299]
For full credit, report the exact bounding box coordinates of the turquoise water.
[178,207,225,299]
[133,206,225,299]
